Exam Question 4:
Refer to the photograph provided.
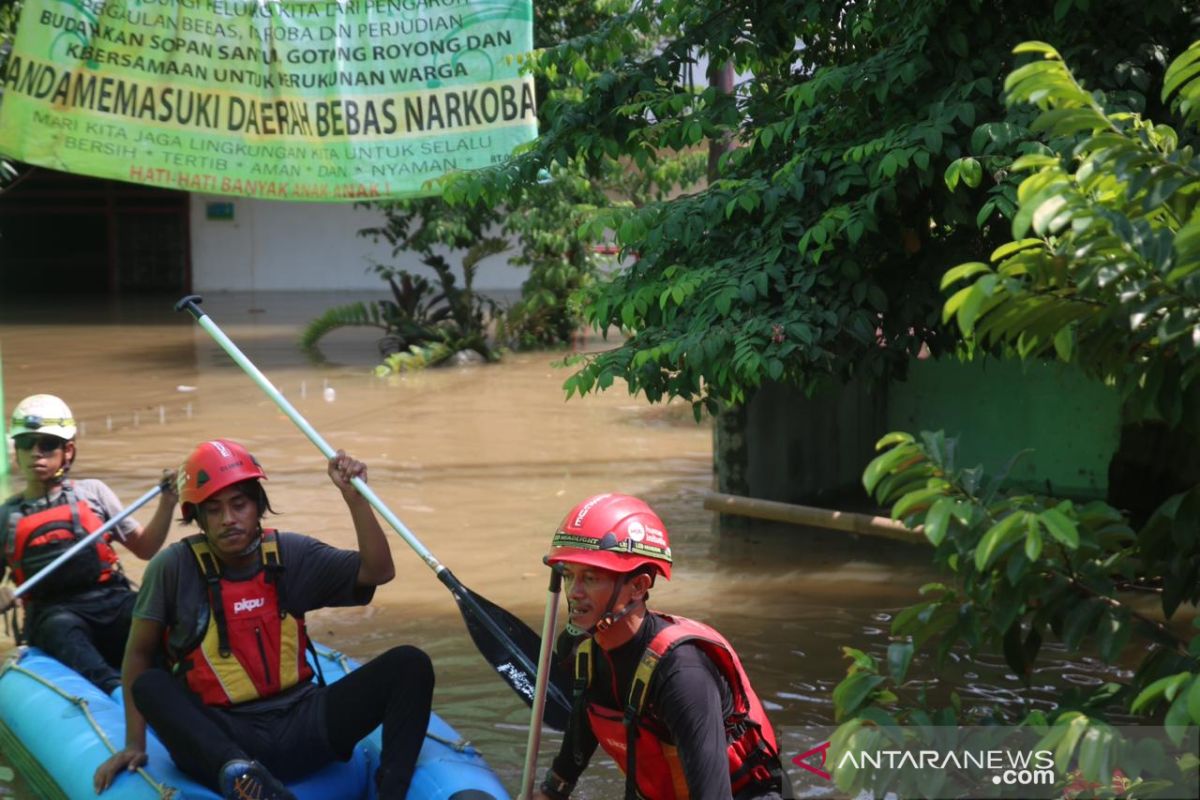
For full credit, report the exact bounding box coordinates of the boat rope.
[312,642,355,674]
[423,730,478,753]
[2,655,178,798]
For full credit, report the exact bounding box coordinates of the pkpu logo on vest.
[232,597,266,614]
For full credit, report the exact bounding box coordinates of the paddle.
[175,295,574,730]
[520,559,565,799]
[1,481,167,612]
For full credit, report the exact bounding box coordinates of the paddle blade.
[451,584,574,731]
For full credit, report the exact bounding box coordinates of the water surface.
[0,293,1131,798]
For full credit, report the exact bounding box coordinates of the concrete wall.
[888,358,1121,498]
[735,358,1122,507]
[188,196,527,291]
[741,377,886,505]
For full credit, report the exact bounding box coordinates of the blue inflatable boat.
[0,644,510,799]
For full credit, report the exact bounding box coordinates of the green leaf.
[924,497,954,546]
[1011,153,1061,171]
[875,431,915,449]
[892,485,949,520]
[1040,509,1080,548]
[887,641,915,683]
[1012,41,1062,59]
[881,151,898,178]
[944,160,962,191]
[1131,672,1191,714]
[976,513,1024,570]
[948,30,968,59]
[976,198,997,228]
[863,443,920,495]
[892,602,934,635]
[1077,725,1114,784]
[1053,325,1075,361]
[1024,517,1043,561]
[960,158,983,188]
[956,274,999,336]
[991,238,1045,262]
[942,286,973,323]
[940,261,991,290]
[1187,675,1200,725]
[1165,686,1195,745]
[1054,714,1090,774]
[1031,195,1069,235]
[832,673,886,721]
[857,706,902,740]
[842,646,877,672]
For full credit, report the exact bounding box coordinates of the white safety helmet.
[9,394,77,441]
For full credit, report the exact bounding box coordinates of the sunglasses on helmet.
[13,434,66,454]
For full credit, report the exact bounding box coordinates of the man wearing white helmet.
[0,394,178,694]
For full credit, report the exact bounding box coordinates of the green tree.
[452,0,1194,416]
[443,0,707,349]
[499,164,606,348]
[828,41,1200,798]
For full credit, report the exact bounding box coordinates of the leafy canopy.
[828,40,1200,799]
[944,40,1200,431]
[449,0,1194,414]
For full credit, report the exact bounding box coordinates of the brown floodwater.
[0,293,1134,799]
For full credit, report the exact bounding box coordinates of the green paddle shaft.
[175,295,569,723]
[177,297,441,572]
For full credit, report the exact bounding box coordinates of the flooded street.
[0,293,1130,798]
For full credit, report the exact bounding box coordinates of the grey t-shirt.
[135,530,374,712]
[0,479,140,579]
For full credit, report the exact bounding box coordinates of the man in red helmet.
[0,393,177,695]
[534,493,790,800]
[93,439,433,800]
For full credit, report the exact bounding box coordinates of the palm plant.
[302,198,507,370]
[300,269,448,357]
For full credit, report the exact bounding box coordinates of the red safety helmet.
[546,493,672,580]
[178,439,266,522]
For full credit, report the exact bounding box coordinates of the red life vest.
[577,613,783,800]
[170,531,314,707]
[4,483,123,602]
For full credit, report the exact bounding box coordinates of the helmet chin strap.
[46,441,74,486]
[580,573,643,637]
[594,598,643,634]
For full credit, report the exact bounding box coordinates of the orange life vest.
[5,483,123,602]
[169,531,314,707]
[577,613,783,800]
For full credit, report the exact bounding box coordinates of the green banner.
[0,0,536,200]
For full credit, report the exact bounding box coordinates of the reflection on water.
[0,293,1132,798]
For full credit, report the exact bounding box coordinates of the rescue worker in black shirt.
[534,493,792,800]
